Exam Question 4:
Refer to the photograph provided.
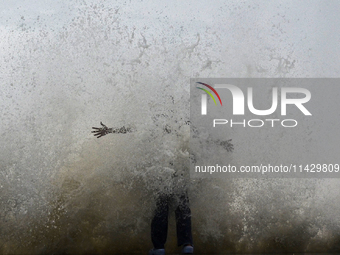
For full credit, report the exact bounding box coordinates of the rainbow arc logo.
[196,82,223,106]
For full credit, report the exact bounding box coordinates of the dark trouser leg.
[151,194,170,249]
[175,191,193,247]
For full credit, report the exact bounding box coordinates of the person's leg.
[151,193,171,249]
[175,191,193,248]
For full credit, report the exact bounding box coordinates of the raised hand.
[92,122,112,138]
[220,139,234,152]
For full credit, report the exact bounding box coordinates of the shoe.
[181,245,194,254]
[148,248,165,255]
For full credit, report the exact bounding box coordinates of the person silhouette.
[92,122,194,254]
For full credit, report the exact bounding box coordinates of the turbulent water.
[1,1,340,254]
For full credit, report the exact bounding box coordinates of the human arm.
[92,122,133,138]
